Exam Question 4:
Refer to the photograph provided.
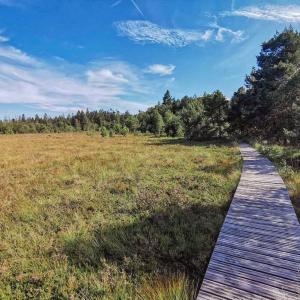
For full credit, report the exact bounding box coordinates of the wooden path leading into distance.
[197,144,300,300]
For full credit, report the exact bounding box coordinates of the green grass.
[0,133,241,299]
[255,143,300,220]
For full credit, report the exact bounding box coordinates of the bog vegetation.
[1,28,300,147]
[0,134,241,299]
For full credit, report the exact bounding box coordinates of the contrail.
[111,0,122,7]
[130,0,144,17]
[111,0,145,17]
[231,0,235,11]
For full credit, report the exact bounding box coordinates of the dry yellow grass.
[0,133,241,299]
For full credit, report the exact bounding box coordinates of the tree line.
[0,90,229,140]
[1,27,299,145]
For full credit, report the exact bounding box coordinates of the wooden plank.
[220,227,300,244]
[226,213,299,226]
[209,260,300,293]
[197,144,300,299]
[215,244,300,271]
[226,215,299,229]
[205,271,299,299]
[218,232,300,254]
[211,252,300,282]
[199,280,268,300]
[225,218,300,234]
[225,211,299,225]
[229,202,295,212]
[196,290,228,300]
[217,235,300,262]
[223,222,300,237]
[228,206,296,216]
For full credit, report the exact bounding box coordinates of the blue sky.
[0,0,300,118]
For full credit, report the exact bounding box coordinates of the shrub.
[120,126,129,136]
[100,127,109,137]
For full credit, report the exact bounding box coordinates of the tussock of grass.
[0,134,241,299]
[137,274,195,300]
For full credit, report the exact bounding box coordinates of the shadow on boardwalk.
[243,160,277,175]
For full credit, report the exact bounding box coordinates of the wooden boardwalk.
[197,144,300,300]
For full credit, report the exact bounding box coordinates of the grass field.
[0,133,241,299]
[255,143,300,220]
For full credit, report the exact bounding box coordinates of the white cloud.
[114,20,245,47]
[0,45,38,65]
[0,44,157,113]
[144,64,175,76]
[216,27,244,42]
[115,20,213,47]
[0,35,9,42]
[0,29,9,43]
[223,5,300,23]
[210,22,246,43]
[87,69,129,86]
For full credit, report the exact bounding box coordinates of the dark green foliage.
[230,27,300,145]
[164,111,184,137]
[139,90,229,140]
[189,91,229,140]
[162,89,174,108]
[0,110,137,135]
[125,115,139,132]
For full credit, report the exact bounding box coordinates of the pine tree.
[162,90,173,107]
[231,27,300,143]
